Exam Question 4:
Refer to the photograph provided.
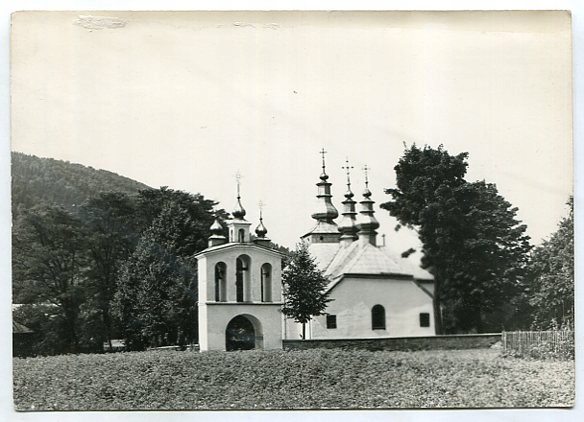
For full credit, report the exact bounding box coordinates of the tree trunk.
[302,322,306,339]
[433,282,443,335]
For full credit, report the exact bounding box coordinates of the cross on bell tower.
[228,170,251,243]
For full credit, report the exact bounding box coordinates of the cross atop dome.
[232,171,246,219]
[319,148,329,181]
[342,158,354,193]
[362,164,370,188]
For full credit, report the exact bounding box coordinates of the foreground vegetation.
[13,349,574,410]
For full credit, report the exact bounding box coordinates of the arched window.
[260,263,272,302]
[214,262,226,302]
[238,229,245,243]
[372,305,386,330]
[235,255,251,302]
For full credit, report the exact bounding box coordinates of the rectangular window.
[419,312,430,327]
[326,315,337,329]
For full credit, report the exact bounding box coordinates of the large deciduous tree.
[381,145,531,333]
[12,206,89,353]
[80,192,141,351]
[113,192,220,350]
[281,242,332,339]
[526,197,573,329]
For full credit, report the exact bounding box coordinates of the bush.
[502,329,574,360]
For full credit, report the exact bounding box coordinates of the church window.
[326,315,337,329]
[372,305,386,330]
[419,312,430,327]
[214,262,227,302]
[238,229,245,243]
[260,263,272,302]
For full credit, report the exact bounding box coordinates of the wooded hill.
[11,152,150,218]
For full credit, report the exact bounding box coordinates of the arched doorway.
[225,315,262,351]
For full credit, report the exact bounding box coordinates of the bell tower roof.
[310,148,339,222]
[227,172,251,243]
[255,201,268,238]
[356,164,380,246]
[232,171,246,220]
[302,148,340,244]
[338,158,358,246]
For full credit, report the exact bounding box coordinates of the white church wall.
[197,244,284,351]
[200,303,282,351]
[284,317,306,340]
[201,245,283,304]
[310,277,435,338]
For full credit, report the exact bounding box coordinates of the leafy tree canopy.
[281,242,332,338]
[381,144,531,333]
[526,197,573,329]
[12,206,89,353]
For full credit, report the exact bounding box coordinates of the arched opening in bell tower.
[235,254,251,302]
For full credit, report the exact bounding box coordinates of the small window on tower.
[326,315,337,329]
[420,312,430,327]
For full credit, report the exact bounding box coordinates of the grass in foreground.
[13,348,574,410]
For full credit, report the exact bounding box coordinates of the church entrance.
[225,315,256,351]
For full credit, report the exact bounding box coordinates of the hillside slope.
[12,152,150,217]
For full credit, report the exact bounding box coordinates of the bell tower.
[196,173,285,352]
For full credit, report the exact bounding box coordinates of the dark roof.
[13,320,34,334]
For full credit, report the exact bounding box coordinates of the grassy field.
[13,348,574,410]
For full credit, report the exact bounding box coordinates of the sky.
[11,11,572,249]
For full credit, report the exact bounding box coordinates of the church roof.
[194,242,286,258]
[325,242,403,279]
[309,240,433,282]
[307,242,342,272]
[378,246,433,281]
[301,221,341,238]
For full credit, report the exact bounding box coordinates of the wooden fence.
[502,330,574,358]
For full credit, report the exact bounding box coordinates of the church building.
[195,153,435,351]
[285,153,435,339]
[195,183,285,351]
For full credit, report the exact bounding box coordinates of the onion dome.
[207,216,226,247]
[210,218,224,235]
[255,207,268,238]
[356,165,380,246]
[311,148,339,222]
[232,172,247,220]
[232,196,246,219]
[338,159,358,244]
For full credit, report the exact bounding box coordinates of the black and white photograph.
[5,5,578,418]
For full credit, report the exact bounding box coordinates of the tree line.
[13,188,230,354]
[12,147,573,355]
[381,144,573,334]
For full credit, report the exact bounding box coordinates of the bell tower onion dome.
[338,158,358,246]
[356,165,380,246]
[255,201,268,238]
[232,172,246,220]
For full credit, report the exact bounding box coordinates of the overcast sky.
[11,11,572,249]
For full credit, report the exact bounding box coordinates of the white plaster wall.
[197,244,284,351]
[200,303,282,351]
[202,245,282,304]
[310,277,435,338]
[284,317,306,340]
